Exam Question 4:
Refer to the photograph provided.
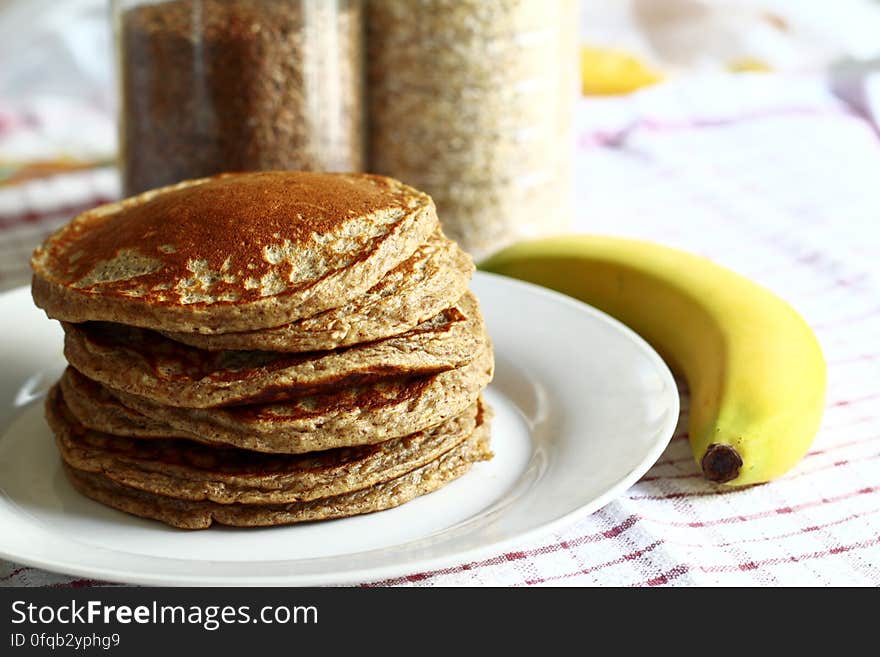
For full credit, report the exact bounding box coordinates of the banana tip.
[701,443,743,484]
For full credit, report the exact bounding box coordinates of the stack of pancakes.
[31,171,494,529]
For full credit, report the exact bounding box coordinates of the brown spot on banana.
[701,443,744,484]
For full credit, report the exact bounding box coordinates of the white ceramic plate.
[0,272,678,586]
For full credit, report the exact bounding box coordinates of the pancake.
[162,230,474,352]
[31,171,437,334]
[106,345,494,454]
[62,292,485,408]
[62,417,492,529]
[59,366,198,440]
[48,383,486,505]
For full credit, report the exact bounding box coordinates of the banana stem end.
[701,443,743,484]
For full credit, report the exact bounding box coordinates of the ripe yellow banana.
[480,235,826,486]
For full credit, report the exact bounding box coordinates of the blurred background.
[2,0,880,287]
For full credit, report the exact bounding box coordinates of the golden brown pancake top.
[32,171,431,308]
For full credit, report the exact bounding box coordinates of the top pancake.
[31,171,438,333]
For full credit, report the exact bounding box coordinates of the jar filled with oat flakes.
[114,0,364,196]
[367,0,578,259]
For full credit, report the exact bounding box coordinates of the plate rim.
[0,272,678,586]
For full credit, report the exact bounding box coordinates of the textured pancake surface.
[49,383,484,505]
[31,171,437,333]
[63,416,492,529]
[63,292,485,407]
[59,367,196,440]
[108,345,494,454]
[163,231,474,352]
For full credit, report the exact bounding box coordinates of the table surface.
[2,74,879,586]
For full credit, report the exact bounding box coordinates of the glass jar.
[114,0,364,196]
[367,0,578,259]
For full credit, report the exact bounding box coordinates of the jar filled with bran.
[114,0,364,196]
[367,0,578,259]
